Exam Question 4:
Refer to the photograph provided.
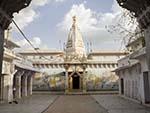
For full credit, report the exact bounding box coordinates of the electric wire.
[12,19,36,49]
[12,19,61,62]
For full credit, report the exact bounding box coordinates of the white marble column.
[131,80,134,98]
[64,64,69,93]
[27,75,33,96]
[15,75,21,99]
[65,70,69,93]
[82,65,87,93]
[3,74,14,102]
[21,74,28,97]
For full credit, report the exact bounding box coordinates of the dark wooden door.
[73,75,80,89]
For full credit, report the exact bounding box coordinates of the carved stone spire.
[65,16,86,62]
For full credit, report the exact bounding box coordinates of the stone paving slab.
[0,94,58,113]
[92,95,150,113]
[44,95,108,113]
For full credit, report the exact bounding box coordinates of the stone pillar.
[15,75,21,99]
[144,27,150,103]
[64,64,69,93]
[13,70,25,99]
[21,74,28,97]
[125,80,127,96]
[145,27,150,71]
[65,70,69,93]
[118,77,121,95]
[0,27,4,101]
[3,74,14,102]
[27,75,33,96]
[82,65,87,93]
[70,77,72,90]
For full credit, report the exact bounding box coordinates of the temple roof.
[65,16,86,60]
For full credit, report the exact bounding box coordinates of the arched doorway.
[72,74,80,89]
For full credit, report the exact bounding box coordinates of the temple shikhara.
[19,16,127,93]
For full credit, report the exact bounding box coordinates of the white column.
[128,80,130,97]
[65,70,69,93]
[124,80,127,96]
[83,65,87,93]
[83,70,86,93]
[27,75,33,96]
[22,75,28,97]
[64,64,69,93]
[3,74,13,102]
[15,75,21,99]
[131,80,134,98]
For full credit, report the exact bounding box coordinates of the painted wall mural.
[33,69,119,91]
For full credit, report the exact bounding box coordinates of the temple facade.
[19,17,127,93]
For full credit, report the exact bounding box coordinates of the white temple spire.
[65,16,86,62]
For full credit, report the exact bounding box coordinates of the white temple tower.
[65,16,86,62]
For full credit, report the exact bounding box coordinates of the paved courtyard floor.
[0,94,58,113]
[92,95,150,113]
[0,94,150,113]
[44,95,150,113]
[44,95,108,113]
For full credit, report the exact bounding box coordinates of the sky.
[11,0,126,51]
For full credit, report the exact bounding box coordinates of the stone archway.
[68,71,84,91]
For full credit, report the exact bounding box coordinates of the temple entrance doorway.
[72,74,80,89]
